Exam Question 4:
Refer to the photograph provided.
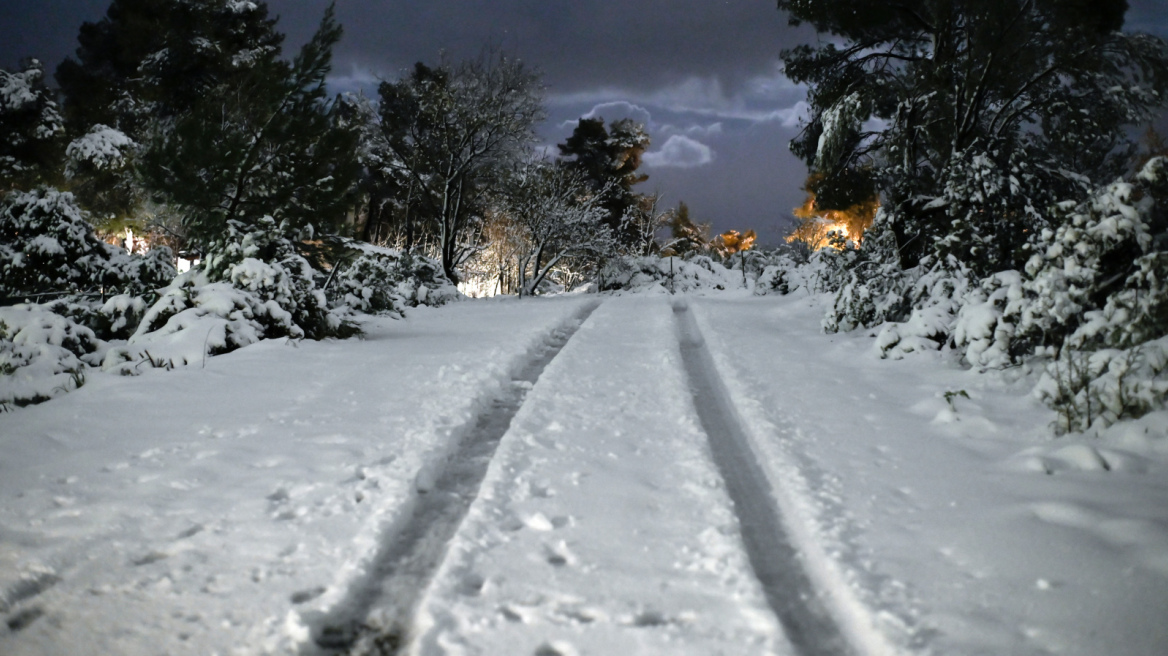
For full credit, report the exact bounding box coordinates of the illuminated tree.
[787,174,878,250]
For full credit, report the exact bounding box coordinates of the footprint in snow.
[534,641,579,656]
[290,586,326,604]
[544,541,576,568]
[0,569,60,613]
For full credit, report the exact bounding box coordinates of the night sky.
[3,1,1168,244]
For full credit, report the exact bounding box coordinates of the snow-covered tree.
[1,60,65,191]
[664,201,711,257]
[376,50,545,283]
[495,158,617,296]
[0,188,173,304]
[779,0,1168,273]
[55,0,286,221]
[620,192,672,257]
[140,3,359,253]
[558,117,651,248]
[56,0,283,137]
[325,243,459,315]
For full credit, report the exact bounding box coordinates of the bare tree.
[496,157,617,296]
[620,192,672,256]
[376,49,544,283]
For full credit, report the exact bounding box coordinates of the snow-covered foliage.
[104,217,356,373]
[814,92,863,171]
[1035,340,1168,436]
[765,156,1168,434]
[927,149,1050,278]
[950,270,1025,370]
[0,188,175,301]
[327,242,459,315]
[44,294,152,342]
[65,124,134,174]
[0,59,64,187]
[599,255,737,294]
[754,251,816,296]
[0,305,99,409]
[871,260,974,359]
[495,159,620,295]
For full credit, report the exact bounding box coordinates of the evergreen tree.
[0,188,173,303]
[55,0,285,220]
[56,0,282,137]
[139,3,359,254]
[558,117,650,247]
[665,201,711,256]
[1,59,65,191]
[778,0,1168,273]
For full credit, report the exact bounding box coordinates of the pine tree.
[139,3,360,254]
[56,0,283,137]
[558,117,651,248]
[665,201,710,256]
[55,0,285,221]
[1,59,65,191]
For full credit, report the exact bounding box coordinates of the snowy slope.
[0,297,593,654]
[691,294,1168,656]
[1,291,1166,656]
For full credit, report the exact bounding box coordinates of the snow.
[2,291,1167,655]
[690,293,1168,655]
[0,65,40,111]
[0,297,594,654]
[412,296,782,654]
[65,125,134,172]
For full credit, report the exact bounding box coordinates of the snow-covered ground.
[2,291,1167,655]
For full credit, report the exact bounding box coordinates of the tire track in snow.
[673,301,854,656]
[305,300,602,655]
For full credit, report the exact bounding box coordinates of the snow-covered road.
[2,293,1167,655]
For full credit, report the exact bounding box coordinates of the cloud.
[548,72,809,131]
[643,135,714,169]
[678,122,724,136]
[559,101,654,130]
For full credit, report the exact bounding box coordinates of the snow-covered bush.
[599,255,737,293]
[43,294,152,342]
[0,305,100,409]
[928,148,1050,279]
[1015,177,1152,354]
[65,125,135,175]
[0,188,175,302]
[755,250,812,296]
[950,271,1025,370]
[1019,162,1168,432]
[105,217,357,373]
[870,259,973,359]
[327,243,459,315]
[1036,340,1168,435]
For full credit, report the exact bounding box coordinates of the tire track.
[305,300,601,655]
[673,300,855,656]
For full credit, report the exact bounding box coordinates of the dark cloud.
[263,0,807,98]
